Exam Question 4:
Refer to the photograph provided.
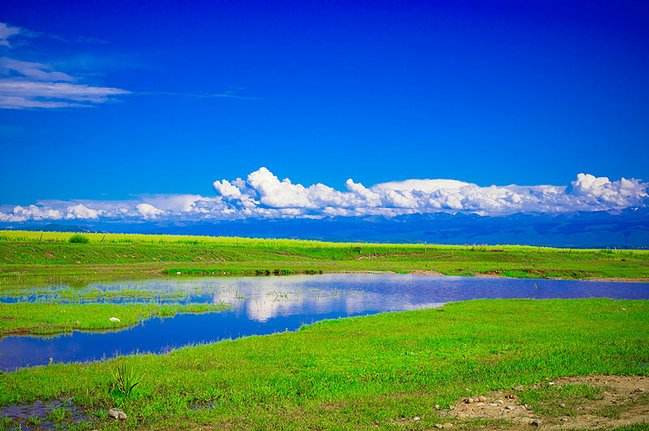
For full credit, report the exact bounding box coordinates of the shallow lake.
[1,273,648,371]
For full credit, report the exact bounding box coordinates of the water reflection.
[0,274,647,371]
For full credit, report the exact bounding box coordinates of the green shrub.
[68,234,90,244]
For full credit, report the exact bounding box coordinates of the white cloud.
[0,168,646,223]
[0,205,62,222]
[0,23,21,47]
[570,173,647,208]
[136,203,164,219]
[0,57,74,81]
[0,78,129,109]
[211,168,647,217]
[65,204,100,220]
[0,22,129,110]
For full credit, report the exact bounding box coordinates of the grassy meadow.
[1,231,648,429]
[0,299,647,430]
[1,230,649,285]
[0,302,228,336]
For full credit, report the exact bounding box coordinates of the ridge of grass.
[1,230,648,284]
[0,302,229,336]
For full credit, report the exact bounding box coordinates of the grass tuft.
[68,234,90,244]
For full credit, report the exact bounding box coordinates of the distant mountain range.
[2,209,648,248]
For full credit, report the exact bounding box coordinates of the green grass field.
[2,230,648,285]
[0,299,647,430]
[0,302,228,336]
[1,231,648,429]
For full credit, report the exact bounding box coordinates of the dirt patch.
[450,392,541,428]
[446,376,649,430]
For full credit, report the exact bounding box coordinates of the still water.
[1,273,648,371]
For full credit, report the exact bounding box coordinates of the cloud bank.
[1,168,646,223]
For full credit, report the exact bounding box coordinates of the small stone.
[435,424,444,429]
[560,417,568,422]
[548,381,555,386]
[108,408,127,420]
[413,416,421,422]
[109,317,121,323]
[434,404,441,410]
[559,402,566,408]
[505,405,514,411]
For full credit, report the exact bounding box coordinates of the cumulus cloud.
[65,204,100,220]
[136,203,164,219]
[212,168,647,217]
[0,203,100,222]
[0,168,646,223]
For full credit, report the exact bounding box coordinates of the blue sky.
[0,1,648,223]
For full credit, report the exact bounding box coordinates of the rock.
[434,404,440,410]
[413,416,421,422]
[435,424,444,429]
[559,402,566,408]
[548,381,555,386]
[108,408,127,420]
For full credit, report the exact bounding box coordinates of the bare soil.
[446,376,649,430]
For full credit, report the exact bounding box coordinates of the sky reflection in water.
[1,274,648,371]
